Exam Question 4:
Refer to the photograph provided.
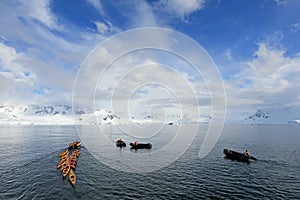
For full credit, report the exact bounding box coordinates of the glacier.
[244,106,300,124]
[1,104,299,125]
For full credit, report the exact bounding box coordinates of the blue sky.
[0,0,300,121]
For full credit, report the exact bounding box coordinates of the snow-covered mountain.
[76,109,120,125]
[0,104,119,125]
[3,104,298,125]
[130,112,211,125]
[24,105,72,115]
[244,106,300,124]
[0,104,73,125]
[0,104,212,125]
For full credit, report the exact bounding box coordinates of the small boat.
[70,160,76,169]
[60,162,70,170]
[60,156,66,161]
[75,142,81,148]
[74,149,80,155]
[58,149,68,157]
[223,149,256,163]
[60,155,68,161]
[70,162,76,170]
[68,157,77,170]
[116,139,126,148]
[69,141,81,150]
[59,158,68,165]
[62,165,70,178]
[68,157,77,163]
[130,142,152,149]
[72,150,80,157]
[69,170,76,186]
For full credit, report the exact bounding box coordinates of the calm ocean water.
[0,124,299,199]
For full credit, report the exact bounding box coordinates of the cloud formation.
[19,0,61,30]
[86,0,105,16]
[0,0,299,122]
[0,0,114,104]
[225,42,300,120]
[155,0,205,20]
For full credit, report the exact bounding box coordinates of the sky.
[0,0,300,121]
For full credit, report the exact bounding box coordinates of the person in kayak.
[117,138,123,143]
[245,149,250,157]
[134,141,138,146]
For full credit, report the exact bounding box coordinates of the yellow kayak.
[69,141,81,149]
[69,169,76,186]
[60,155,68,161]
[62,165,70,178]
[60,161,70,170]
[56,163,62,169]
[60,157,68,164]
[74,150,80,157]
[71,154,77,160]
[75,142,81,148]
[58,149,68,157]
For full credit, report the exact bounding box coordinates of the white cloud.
[274,0,286,5]
[0,1,90,63]
[290,20,300,33]
[19,0,61,30]
[155,0,205,20]
[129,1,159,27]
[95,22,109,34]
[239,43,299,93]
[94,19,121,35]
[73,30,224,122]
[0,42,77,104]
[0,1,122,105]
[0,43,37,104]
[0,43,35,85]
[224,42,300,121]
[86,0,105,16]
[225,48,233,61]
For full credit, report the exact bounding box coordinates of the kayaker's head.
[245,149,250,156]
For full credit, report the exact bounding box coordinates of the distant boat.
[116,139,126,148]
[130,142,152,149]
[223,149,256,163]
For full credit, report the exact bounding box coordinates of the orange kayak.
[69,170,76,186]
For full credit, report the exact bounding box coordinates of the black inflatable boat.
[223,149,256,162]
[130,142,152,149]
[116,140,126,148]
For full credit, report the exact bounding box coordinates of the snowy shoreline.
[1,104,299,125]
